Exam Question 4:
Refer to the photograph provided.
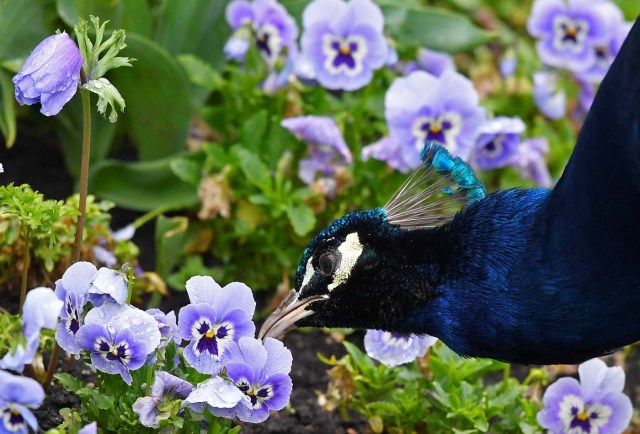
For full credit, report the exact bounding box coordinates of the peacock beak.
[258,290,328,340]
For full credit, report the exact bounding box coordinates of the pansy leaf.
[233,146,272,193]
[76,387,115,410]
[379,3,495,52]
[286,203,316,237]
[54,373,85,393]
[241,110,269,154]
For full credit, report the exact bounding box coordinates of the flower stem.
[43,341,61,390]
[72,84,92,262]
[19,223,31,313]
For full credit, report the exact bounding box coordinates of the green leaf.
[56,0,153,38]
[0,0,53,61]
[240,110,269,154]
[155,215,188,277]
[109,33,191,160]
[82,78,125,123]
[170,154,203,187]
[379,3,495,52]
[286,203,316,237]
[89,157,199,211]
[54,373,84,393]
[233,146,272,192]
[76,387,115,410]
[0,68,17,148]
[155,0,232,71]
[177,54,223,91]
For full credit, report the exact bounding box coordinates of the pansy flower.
[13,32,83,116]
[76,302,161,385]
[0,287,63,372]
[537,358,632,434]
[512,137,554,188]
[177,276,256,375]
[87,266,129,307]
[527,0,615,73]
[533,70,567,120]
[281,116,352,185]
[385,70,486,167]
[404,47,456,78]
[225,0,298,66]
[78,422,97,434]
[473,117,526,170]
[54,261,97,354]
[0,369,44,434]
[361,136,413,173]
[208,337,293,423]
[133,371,194,428]
[300,0,388,91]
[182,376,243,417]
[147,309,181,349]
[364,330,438,367]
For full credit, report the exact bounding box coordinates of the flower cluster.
[538,358,632,433]
[527,0,630,117]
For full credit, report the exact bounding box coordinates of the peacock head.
[258,208,439,339]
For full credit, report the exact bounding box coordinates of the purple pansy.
[225,0,298,66]
[208,337,293,423]
[361,136,413,173]
[474,117,526,170]
[177,276,256,375]
[513,137,554,188]
[133,371,194,428]
[0,287,63,372]
[147,309,181,349]
[182,376,243,416]
[578,11,630,84]
[364,330,438,367]
[87,267,128,307]
[499,50,517,78]
[55,261,97,354]
[281,116,352,184]
[385,70,486,167]
[0,369,44,434]
[404,47,456,77]
[537,358,632,434]
[76,302,161,385]
[300,0,388,91]
[13,32,83,116]
[527,0,616,73]
[533,70,567,120]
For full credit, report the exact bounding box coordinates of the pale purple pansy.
[0,287,63,372]
[512,137,554,188]
[473,117,526,170]
[404,47,456,77]
[177,276,256,375]
[147,309,181,349]
[537,358,632,434]
[76,302,161,385]
[78,422,97,434]
[361,135,413,173]
[87,267,128,307]
[0,369,44,434]
[133,371,194,428]
[300,0,388,91]
[225,0,298,66]
[281,116,352,185]
[364,330,438,367]
[533,70,567,120]
[182,376,244,417]
[54,261,97,354]
[13,32,83,116]
[385,70,486,167]
[208,337,293,423]
[527,0,617,73]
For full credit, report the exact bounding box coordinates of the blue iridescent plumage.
[261,18,640,366]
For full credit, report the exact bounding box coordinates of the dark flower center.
[561,22,582,43]
[2,406,25,430]
[195,320,231,357]
[331,40,359,69]
[96,337,130,365]
[569,406,599,432]
[421,119,453,144]
[67,317,80,335]
[236,380,273,409]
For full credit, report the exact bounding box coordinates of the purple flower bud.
[13,33,83,116]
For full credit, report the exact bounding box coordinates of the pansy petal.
[262,372,293,411]
[132,396,160,428]
[22,287,63,337]
[214,282,257,318]
[55,320,81,354]
[302,0,346,29]
[88,267,128,306]
[183,377,243,410]
[261,337,293,378]
[578,358,608,400]
[0,370,45,407]
[232,337,268,373]
[226,362,257,385]
[56,262,97,299]
[226,0,255,29]
[155,371,194,399]
[597,391,633,433]
[185,276,223,305]
[12,403,38,431]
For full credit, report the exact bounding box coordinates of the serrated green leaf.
[286,203,316,236]
[240,110,269,154]
[380,3,495,52]
[76,387,115,410]
[54,373,85,393]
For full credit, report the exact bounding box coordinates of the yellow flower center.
[340,47,351,55]
[11,409,20,416]
[205,330,215,339]
[430,124,442,133]
[576,410,589,421]
[566,27,577,37]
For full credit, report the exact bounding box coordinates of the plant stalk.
[43,342,61,390]
[72,83,92,262]
[19,224,31,313]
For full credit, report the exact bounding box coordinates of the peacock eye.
[317,251,338,276]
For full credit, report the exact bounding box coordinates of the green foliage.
[319,342,542,433]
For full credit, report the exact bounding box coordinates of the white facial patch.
[328,232,363,291]
[300,257,314,291]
